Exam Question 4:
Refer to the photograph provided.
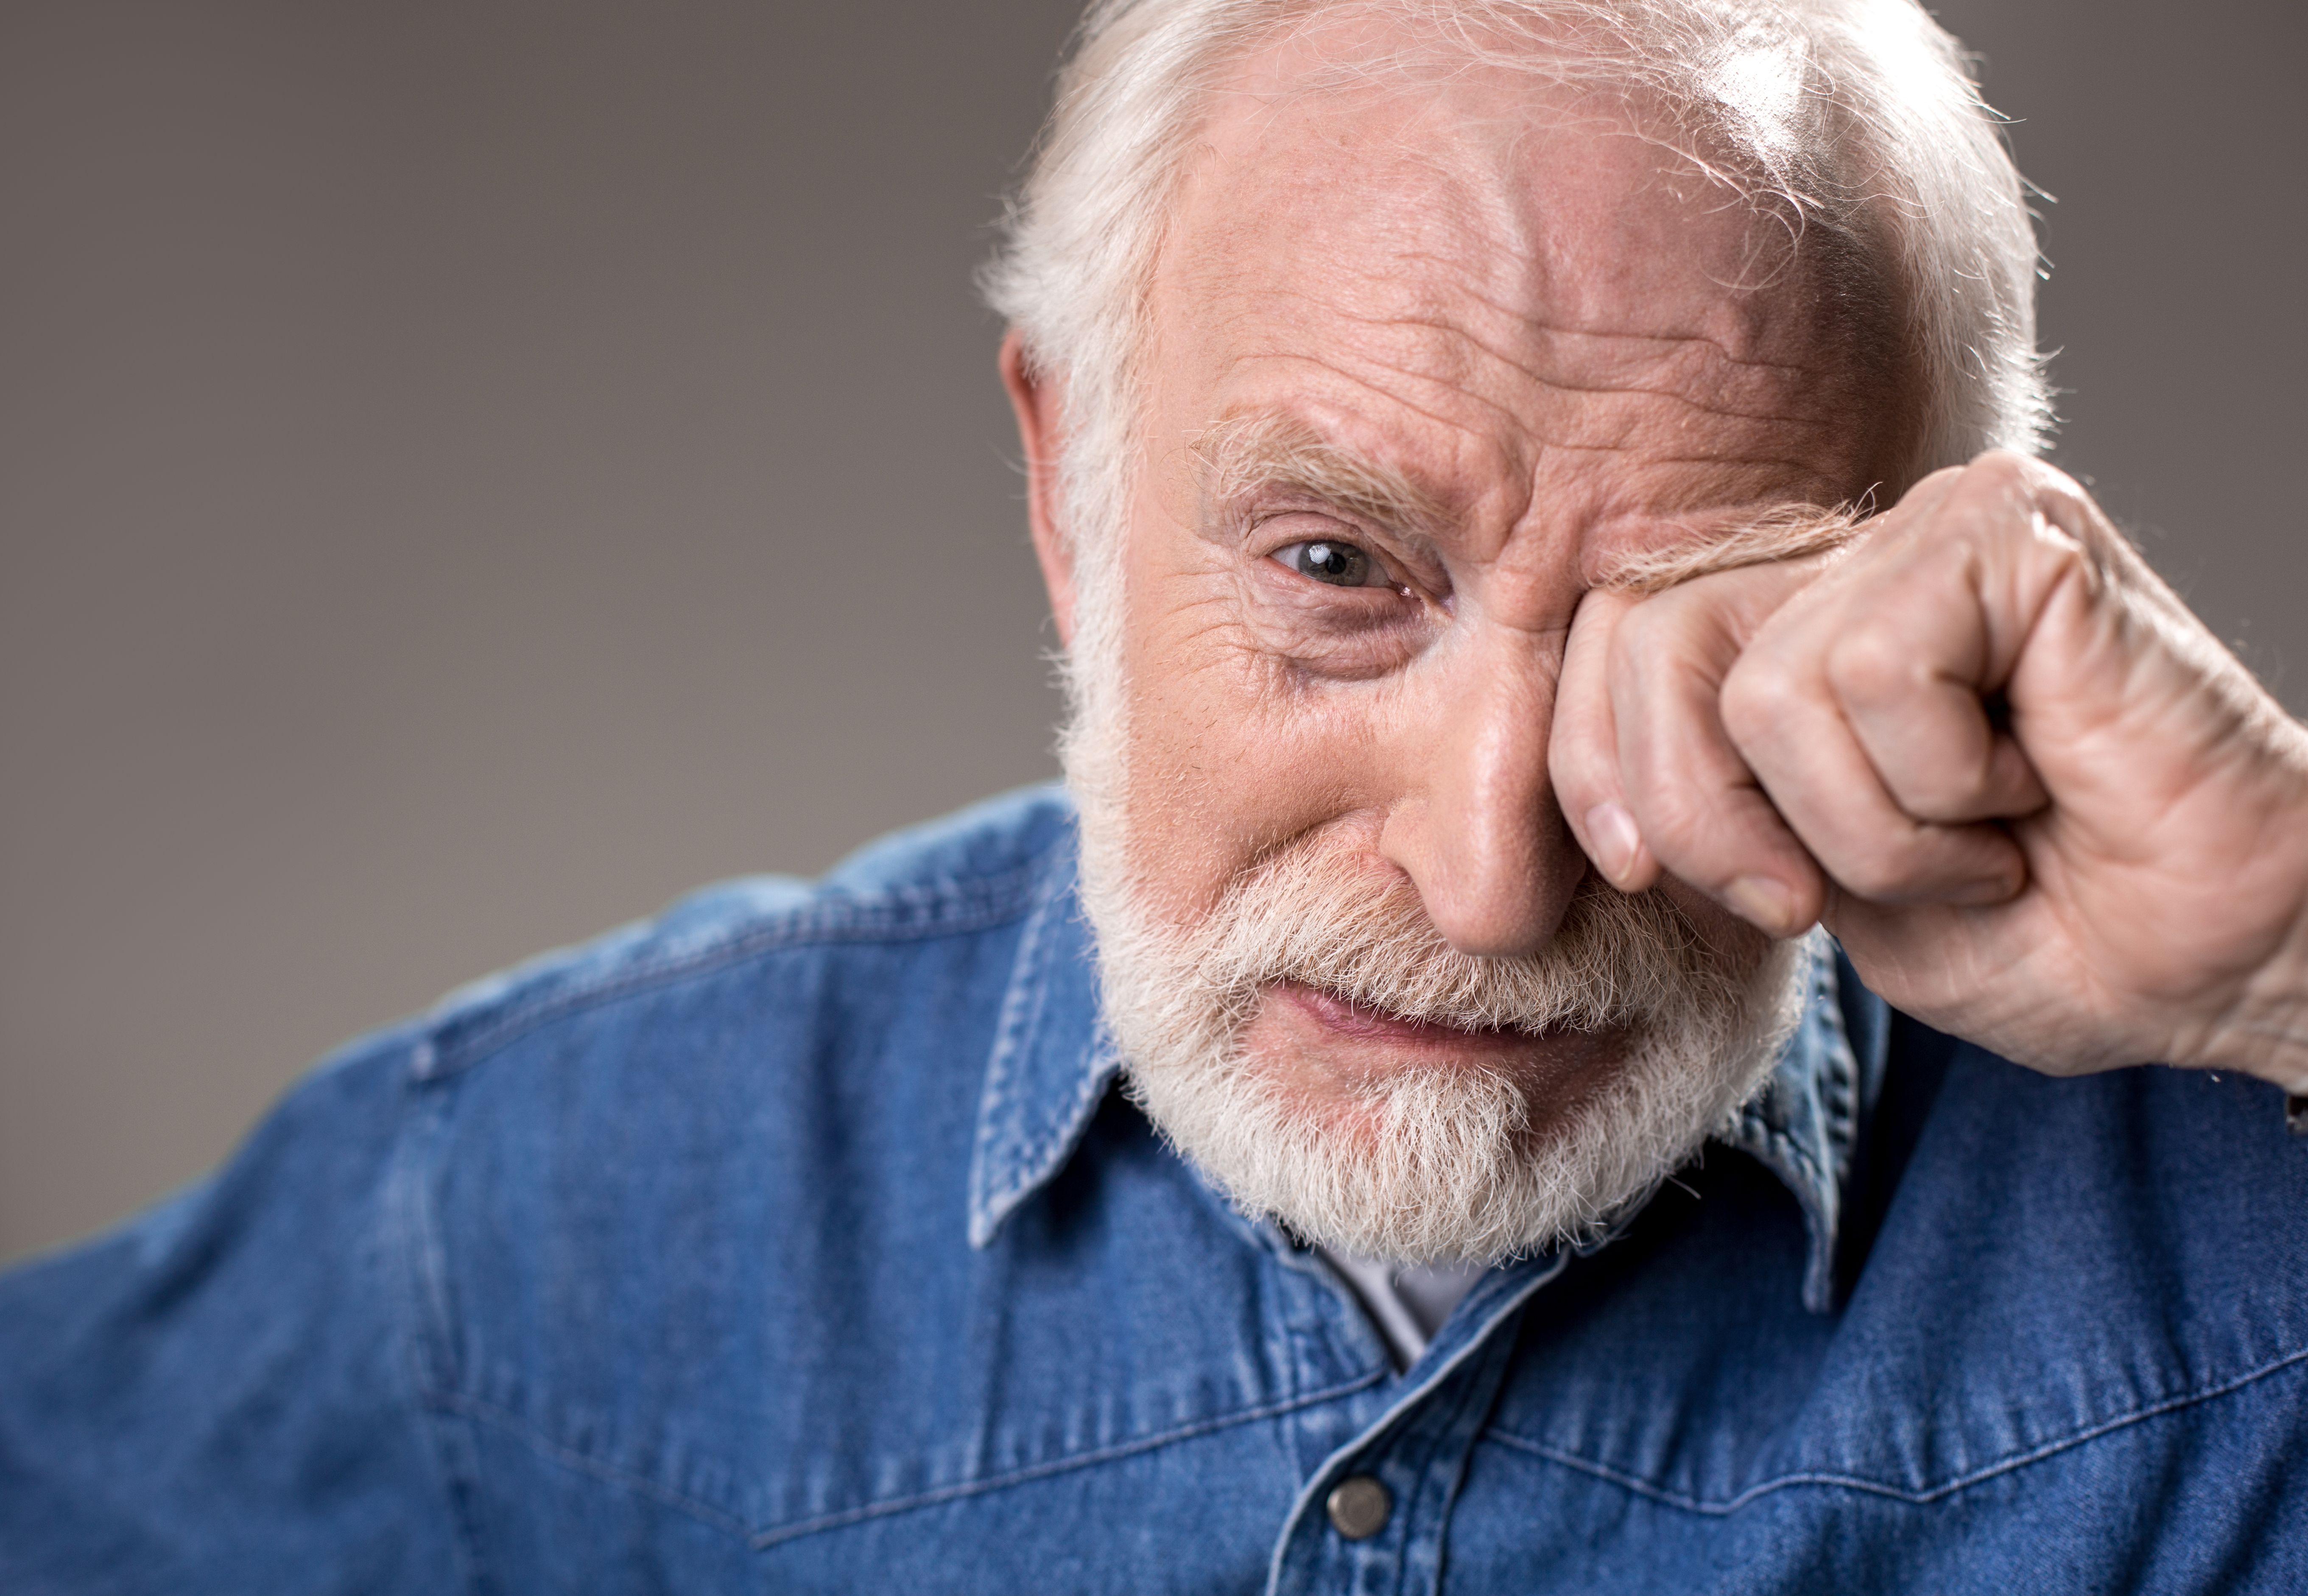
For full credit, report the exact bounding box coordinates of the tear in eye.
[1275,540,1383,588]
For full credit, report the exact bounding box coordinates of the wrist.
[2207,941,2308,1093]
[2197,942,2308,1092]
[2190,745,2308,1092]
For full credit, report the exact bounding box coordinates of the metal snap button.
[1326,1474,1392,1540]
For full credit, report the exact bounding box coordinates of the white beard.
[1062,571,1808,1264]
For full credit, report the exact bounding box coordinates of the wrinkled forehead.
[1193,25,1788,296]
[1146,21,1903,514]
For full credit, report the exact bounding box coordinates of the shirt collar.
[1720,929,1888,1312]
[965,835,1123,1250]
[967,821,1887,1313]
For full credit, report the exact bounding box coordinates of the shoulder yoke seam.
[414,857,1050,1081]
[420,1369,1389,1550]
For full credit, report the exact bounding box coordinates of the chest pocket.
[1481,1053,2308,1509]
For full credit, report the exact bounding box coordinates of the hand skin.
[1552,451,2308,1091]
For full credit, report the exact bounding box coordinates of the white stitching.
[1484,1344,2308,1512]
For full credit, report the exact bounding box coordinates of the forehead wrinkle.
[1323,152,1868,427]
[1218,328,1852,525]
[1205,302,1546,484]
[1174,174,1852,470]
[1289,335,1842,497]
[1329,305,1851,435]
[1224,257,1858,454]
[1262,343,1533,469]
[1352,246,1853,417]
[1440,276,1824,377]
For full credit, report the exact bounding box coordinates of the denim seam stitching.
[966,865,1060,1243]
[423,1390,754,1538]
[746,1372,1390,1548]
[1482,1341,2308,1512]
[422,862,1048,1079]
[420,1370,1389,1548]
[388,1073,493,1590]
[976,1041,1122,1243]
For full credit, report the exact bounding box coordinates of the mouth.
[1271,981,1561,1054]
[1251,980,1626,1115]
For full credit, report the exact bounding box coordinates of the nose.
[1378,628,1587,957]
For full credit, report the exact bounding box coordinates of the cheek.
[1115,555,1389,927]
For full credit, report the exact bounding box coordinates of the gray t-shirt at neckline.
[1320,1249,1491,1370]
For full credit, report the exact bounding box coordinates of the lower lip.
[1272,981,1548,1054]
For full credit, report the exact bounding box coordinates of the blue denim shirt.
[5,786,2307,1593]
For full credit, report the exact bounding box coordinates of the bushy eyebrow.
[1596,499,1866,593]
[1186,412,1454,541]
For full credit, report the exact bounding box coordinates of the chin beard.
[1063,666,1806,1264]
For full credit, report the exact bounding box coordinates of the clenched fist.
[1554,452,2308,1090]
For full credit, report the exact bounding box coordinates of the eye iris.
[1300,541,1368,585]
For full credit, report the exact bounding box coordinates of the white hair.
[983,0,2049,603]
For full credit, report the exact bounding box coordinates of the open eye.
[1271,539,1391,589]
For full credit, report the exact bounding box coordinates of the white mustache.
[1190,840,1761,1037]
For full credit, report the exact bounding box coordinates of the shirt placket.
[1266,1258,1565,1596]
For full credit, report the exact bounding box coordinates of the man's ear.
[1000,328,1077,648]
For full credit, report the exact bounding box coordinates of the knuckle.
[1898,781,1984,829]
[1961,449,2085,527]
[1964,448,2037,492]
[1827,825,1995,903]
[1913,762,1992,816]
[1627,782,1715,861]
[1609,594,1676,664]
[1829,843,1919,902]
[1718,656,1790,747]
[1626,579,1724,647]
[1546,737,1609,808]
[2033,520,2096,577]
[1824,628,1914,705]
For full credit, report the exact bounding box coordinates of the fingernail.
[1724,875,1797,935]
[1584,801,1641,883]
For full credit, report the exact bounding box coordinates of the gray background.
[3,0,2302,1264]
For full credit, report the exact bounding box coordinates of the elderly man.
[5,0,2306,1590]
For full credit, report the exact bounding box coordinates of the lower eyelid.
[1280,633,1428,682]
[1253,598,1435,669]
